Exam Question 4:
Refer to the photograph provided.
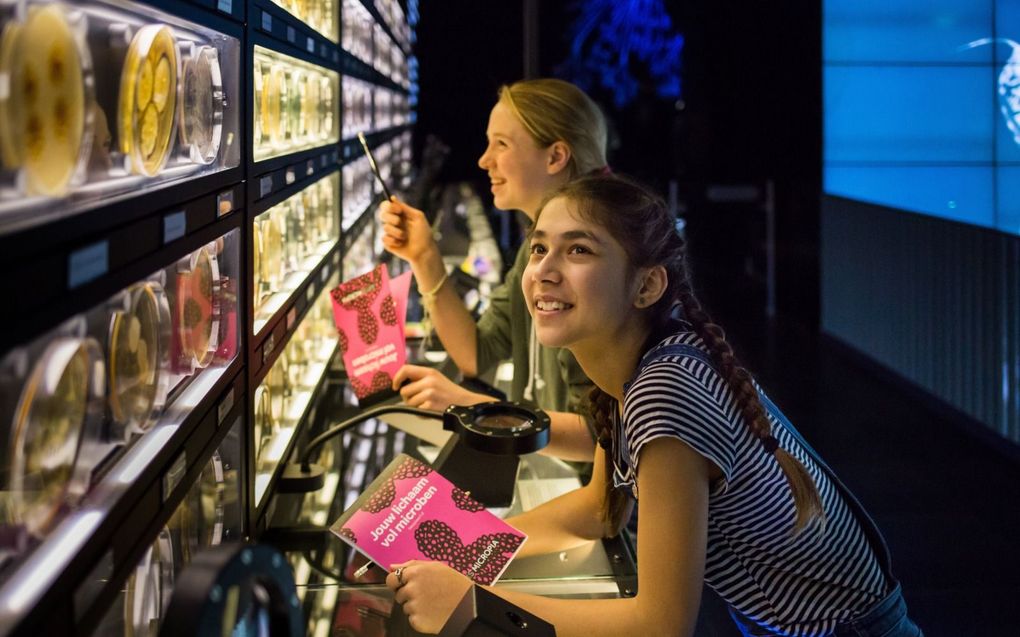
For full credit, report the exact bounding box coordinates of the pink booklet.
[330,265,409,403]
[329,454,527,585]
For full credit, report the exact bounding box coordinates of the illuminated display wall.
[824,0,1020,234]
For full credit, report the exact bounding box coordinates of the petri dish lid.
[8,336,104,536]
[180,45,224,165]
[175,245,221,371]
[109,281,172,436]
[0,5,93,196]
[119,24,179,177]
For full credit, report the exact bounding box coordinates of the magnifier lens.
[473,413,531,432]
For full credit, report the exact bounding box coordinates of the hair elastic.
[761,435,780,454]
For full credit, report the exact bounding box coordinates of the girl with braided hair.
[385,175,922,637]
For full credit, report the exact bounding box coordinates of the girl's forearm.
[507,484,605,557]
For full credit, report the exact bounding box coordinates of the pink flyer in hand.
[329,454,527,585]
[330,264,407,401]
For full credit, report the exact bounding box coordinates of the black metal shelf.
[249,1,340,68]
[251,345,340,532]
[0,198,244,354]
[340,48,409,93]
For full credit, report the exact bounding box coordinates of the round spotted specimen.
[338,328,349,355]
[368,371,392,395]
[380,295,398,326]
[393,457,433,481]
[338,527,357,544]
[334,268,383,310]
[364,479,396,513]
[361,457,432,513]
[451,488,485,512]
[414,520,524,584]
[357,310,378,345]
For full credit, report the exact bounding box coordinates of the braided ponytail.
[676,275,823,531]
[586,386,632,535]
[537,174,824,533]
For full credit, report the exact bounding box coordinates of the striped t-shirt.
[612,331,889,636]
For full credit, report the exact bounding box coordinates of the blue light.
[557,0,684,108]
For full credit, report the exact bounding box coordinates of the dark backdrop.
[413,0,821,326]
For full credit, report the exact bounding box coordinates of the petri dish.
[108,281,172,435]
[0,5,92,196]
[119,24,179,176]
[124,527,175,637]
[8,336,104,536]
[174,246,220,371]
[180,44,224,165]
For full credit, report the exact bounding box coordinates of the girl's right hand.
[378,197,436,265]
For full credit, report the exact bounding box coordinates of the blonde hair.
[498,79,608,178]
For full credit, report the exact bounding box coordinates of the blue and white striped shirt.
[613,331,888,636]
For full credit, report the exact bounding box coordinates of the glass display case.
[0,231,240,582]
[341,0,372,66]
[341,75,374,140]
[253,170,339,334]
[0,0,417,631]
[252,46,339,162]
[253,276,339,509]
[0,0,241,232]
[92,416,243,636]
[269,0,338,43]
[342,155,374,232]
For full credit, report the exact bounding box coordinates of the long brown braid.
[538,175,823,534]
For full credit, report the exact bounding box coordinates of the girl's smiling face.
[523,196,644,353]
[477,102,568,218]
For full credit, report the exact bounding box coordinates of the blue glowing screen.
[823,0,1020,235]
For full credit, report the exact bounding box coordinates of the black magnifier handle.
[357,131,393,201]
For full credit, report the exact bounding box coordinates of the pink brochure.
[330,264,408,402]
[329,454,527,585]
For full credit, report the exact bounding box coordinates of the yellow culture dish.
[119,24,178,176]
[9,337,103,536]
[109,282,171,435]
[0,5,90,196]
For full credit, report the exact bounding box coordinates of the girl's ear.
[634,266,668,309]
[546,141,572,175]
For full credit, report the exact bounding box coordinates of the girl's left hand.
[386,561,474,634]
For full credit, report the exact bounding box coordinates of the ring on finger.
[394,566,406,588]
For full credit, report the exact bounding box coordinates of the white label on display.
[260,175,273,197]
[333,252,340,266]
[320,267,328,283]
[218,388,234,425]
[213,521,223,545]
[163,452,187,501]
[287,307,297,329]
[285,169,295,185]
[217,0,232,13]
[320,154,328,168]
[163,211,186,244]
[321,43,328,58]
[68,241,108,289]
[306,160,314,176]
[261,12,272,33]
[287,26,296,43]
[306,285,315,303]
[307,37,314,53]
